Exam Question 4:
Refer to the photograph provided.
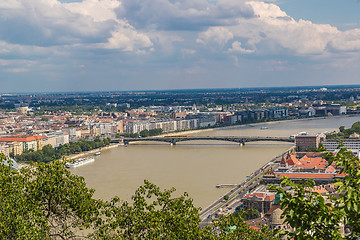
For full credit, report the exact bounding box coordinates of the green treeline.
[14,136,111,163]
[122,128,163,138]
[140,128,163,137]
[326,121,360,139]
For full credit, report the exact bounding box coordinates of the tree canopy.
[326,121,360,139]
[14,137,111,163]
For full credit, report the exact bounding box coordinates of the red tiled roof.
[0,136,36,142]
[0,135,46,142]
[264,195,275,201]
[286,156,297,166]
[249,226,260,230]
[244,192,275,201]
[295,156,328,169]
[266,204,281,216]
[325,165,336,173]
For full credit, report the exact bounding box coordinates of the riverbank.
[17,143,121,169]
[66,143,121,160]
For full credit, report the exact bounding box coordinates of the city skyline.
[1,0,360,93]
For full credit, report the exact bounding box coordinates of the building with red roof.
[241,185,276,214]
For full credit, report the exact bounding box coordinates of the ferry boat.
[94,152,101,156]
[66,157,95,168]
[290,131,308,139]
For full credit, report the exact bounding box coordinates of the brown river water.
[70,115,360,209]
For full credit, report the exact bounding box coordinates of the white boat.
[94,152,101,156]
[260,126,268,130]
[66,157,95,168]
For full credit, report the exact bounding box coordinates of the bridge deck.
[114,136,294,145]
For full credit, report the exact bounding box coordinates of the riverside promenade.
[199,146,294,227]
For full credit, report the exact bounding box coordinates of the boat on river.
[94,152,101,156]
[66,157,95,168]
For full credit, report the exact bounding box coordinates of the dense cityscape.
[1,86,360,238]
[0,86,359,159]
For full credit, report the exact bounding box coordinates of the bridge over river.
[111,136,295,145]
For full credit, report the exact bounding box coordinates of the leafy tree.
[351,121,360,133]
[0,156,102,239]
[149,128,163,136]
[316,142,327,152]
[210,214,278,240]
[140,129,149,137]
[243,208,261,220]
[339,126,345,132]
[103,137,111,146]
[93,180,204,239]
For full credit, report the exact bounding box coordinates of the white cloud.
[63,0,120,22]
[3,68,29,73]
[327,29,360,52]
[104,23,153,51]
[228,41,254,53]
[116,0,254,31]
[196,27,234,46]
[0,0,152,52]
[194,1,360,56]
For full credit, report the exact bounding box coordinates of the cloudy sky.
[0,0,360,93]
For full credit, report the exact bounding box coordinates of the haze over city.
[1,0,360,93]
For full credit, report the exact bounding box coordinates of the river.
[70,115,360,209]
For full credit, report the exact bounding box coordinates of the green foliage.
[15,138,111,163]
[224,195,230,201]
[124,132,139,138]
[243,208,261,220]
[139,128,163,138]
[351,121,360,133]
[149,128,163,136]
[339,126,345,132]
[140,129,149,137]
[316,143,327,152]
[94,180,204,239]
[270,147,360,239]
[210,214,279,240]
[327,121,360,139]
[0,157,102,239]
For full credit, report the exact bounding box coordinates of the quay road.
[199,147,294,227]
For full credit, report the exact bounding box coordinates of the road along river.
[70,115,360,209]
